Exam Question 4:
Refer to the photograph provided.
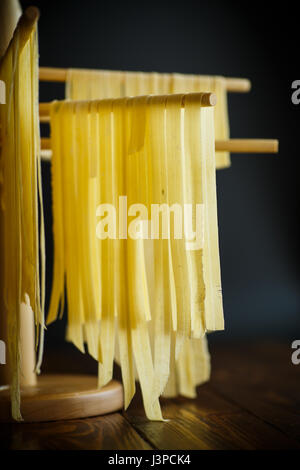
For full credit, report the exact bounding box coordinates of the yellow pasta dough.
[48,93,223,419]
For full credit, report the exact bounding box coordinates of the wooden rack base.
[0,375,123,422]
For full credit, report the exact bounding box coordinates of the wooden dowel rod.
[39,67,67,82]
[215,139,279,153]
[0,299,37,387]
[39,102,49,115]
[40,137,279,157]
[38,67,251,93]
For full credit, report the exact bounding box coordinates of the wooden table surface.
[1,341,299,450]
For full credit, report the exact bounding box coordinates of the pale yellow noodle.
[0,19,45,420]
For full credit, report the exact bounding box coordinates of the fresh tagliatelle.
[66,69,230,169]
[48,93,224,420]
[65,70,228,401]
[0,12,45,420]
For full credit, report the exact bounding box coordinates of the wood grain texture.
[124,385,297,449]
[0,342,299,449]
[0,375,124,423]
[210,341,300,444]
[0,414,152,450]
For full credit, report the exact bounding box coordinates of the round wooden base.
[0,374,124,422]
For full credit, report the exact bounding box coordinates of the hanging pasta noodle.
[65,68,230,169]
[48,92,223,420]
[64,68,227,399]
[171,74,230,169]
[0,8,45,420]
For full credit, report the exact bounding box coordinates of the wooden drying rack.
[0,7,279,423]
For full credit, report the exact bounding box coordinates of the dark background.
[20,0,300,354]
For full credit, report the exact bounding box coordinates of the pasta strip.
[49,93,223,419]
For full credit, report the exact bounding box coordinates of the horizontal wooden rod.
[0,6,40,390]
[39,93,216,122]
[0,7,39,68]
[40,137,279,157]
[215,139,279,153]
[225,78,251,93]
[41,138,50,150]
[38,67,251,93]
